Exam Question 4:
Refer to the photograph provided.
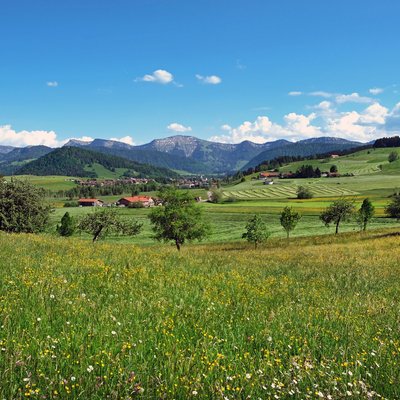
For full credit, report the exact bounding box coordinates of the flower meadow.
[0,230,399,399]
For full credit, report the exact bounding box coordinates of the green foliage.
[280,207,302,239]
[357,198,375,231]
[127,201,144,209]
[388,151,399,163]
[385,194,400,220]
[56,212,75,237]
[63,201,79,207]
[0,179,51,233]
[320,198,356,234]
[78,208,142,242]
[208,189,223,204]
[297,185,313,199]
[242,214,270,249]
[148,187,210,250]
[330,164,338,173]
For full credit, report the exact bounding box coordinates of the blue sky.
[1,0,400,147]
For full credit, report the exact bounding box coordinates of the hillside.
[0,145,53,175]
[243,137,362,169]
[0,145,15,154]
[278,147,400,176]
[15,147,179,180]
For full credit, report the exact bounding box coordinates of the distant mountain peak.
[64,139,93,147]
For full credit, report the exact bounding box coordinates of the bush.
[388,151,399,163]
[297,186,313,199]
[128,201,144,208]
[64,201,79,207]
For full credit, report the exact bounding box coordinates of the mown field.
[0,230,399,399]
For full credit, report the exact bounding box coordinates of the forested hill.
[15,147,179,180]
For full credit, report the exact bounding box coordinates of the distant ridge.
[15,146,179,180]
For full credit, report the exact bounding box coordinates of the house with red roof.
[117,196,155,207]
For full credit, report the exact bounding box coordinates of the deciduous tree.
[280,207,301,240]
[148,187,209,251]
[78,208,142,242]
[385,194,400,220]
[242,214,270,249]
[0,179,51,233]
[357,198,375,231]
[320,199,355,234]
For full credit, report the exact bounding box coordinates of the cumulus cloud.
[288,91,302,96]
[0,125,61,147]
[136,69,174,84]
[167,123,192,133]
[46,81,58,87]
[209,99,400,144]
[195,74,222,85]
[110,136,135,145]
[209,113,322,144]
[383,102,400,133]
[369,87,384,95]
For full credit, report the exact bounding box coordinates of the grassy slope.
[0,230,399,398]
[224,147,400,201]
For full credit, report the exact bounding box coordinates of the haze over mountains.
[0,135,365,176]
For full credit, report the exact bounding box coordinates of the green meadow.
[1,230,400,399]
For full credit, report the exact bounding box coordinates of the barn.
[78,198,103,207]
[117,196,155,207]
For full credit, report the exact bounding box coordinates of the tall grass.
[0,230,399,399]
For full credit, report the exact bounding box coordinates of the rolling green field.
[223,147,400,202]
[1,230,399,399]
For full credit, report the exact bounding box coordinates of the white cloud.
[369,87,384,95]
[195,74,222,85]
[0,125,61,147]
[167,123,192,133]
[335,92,373,104]
[110,136,135,145]
[46,81,58,87]
[310,91,334,98]
[209,98,399,144]
[359,103,388,125]
[209,113,321,144]
[136,69,174,84]
[288,91,302,96]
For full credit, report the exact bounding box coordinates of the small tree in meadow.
[388,151,399,163]
[280,207,301,240]
[330,165,338,173]
[357,198,375,231]
[57,212,75,237]
[297,185,313,199]
[385,194,400,220]
[242,214,270,249]
[320,198,355,234]
[78,208,142,242]
[148,187,210,251]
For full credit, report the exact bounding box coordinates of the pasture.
[0,230,399,399]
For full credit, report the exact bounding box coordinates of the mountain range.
[0,135,365,177]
